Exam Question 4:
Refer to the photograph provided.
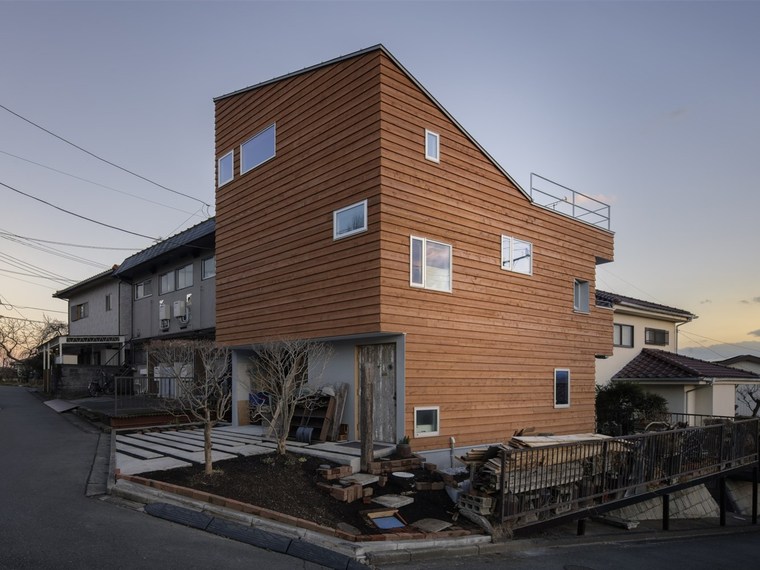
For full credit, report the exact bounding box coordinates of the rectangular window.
[105,294,112,312]
[159,271,175,295]
[241,124,276,174]
[202,256,216,280]
[71,302,88,321]
[554,369,570,408]
[614,324,634,348]
[134,280,152,300]
[645,328,669,346]
[333,200,367,239]
[218,150,233,187]
[176,263,193,290]
[414,406,440,437]
[501,235,533,275]
[574,279,590,313]
[425,129,440,162]
[410,236,452,293]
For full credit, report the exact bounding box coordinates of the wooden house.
[213,45,615,452]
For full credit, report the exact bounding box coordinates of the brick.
[425,462,438,472]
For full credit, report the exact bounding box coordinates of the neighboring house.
[595,290,696,387]
[213,45,615,452]
[113,218,216,378]
[611,349,760,419]
[715,355,760,416]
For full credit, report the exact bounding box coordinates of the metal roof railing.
[530,173,611,231]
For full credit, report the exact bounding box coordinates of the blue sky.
[1,1,758,359]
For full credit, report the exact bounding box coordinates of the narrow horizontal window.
[218,150,233,187]
[241,124,276,174]
[645,328,669,346]
[501,235,532,275]
[333,200,368,240]
[414,406,440,437]
[410,236,452,292]
[425,129,440,162]
[554,369,570,408]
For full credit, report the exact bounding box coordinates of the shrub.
[596,382,668,436]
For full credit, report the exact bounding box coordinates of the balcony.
[530,173,611,231]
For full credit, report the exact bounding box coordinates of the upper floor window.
[134,280,152,300]
[573,279,590,313]
[202,256,216,280]
[71,302,88,321]
[241,124,276,174]
[105,294,112,312]
[614,324,634,348]
[218,150,233,187]
[554,369,570,408]
[410,236,452,293]
[160,271,175,294]
[176,263,193,290]
[425,129,440,162]
[501,235,532,275]
[333,200,367,240]
[645,328,669,346]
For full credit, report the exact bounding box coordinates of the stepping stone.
[372,494,414,508]
[339,473,379,486]
[411,518,452,533]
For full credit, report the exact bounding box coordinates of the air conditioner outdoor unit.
[159,300,169,320]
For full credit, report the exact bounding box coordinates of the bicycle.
[88,370,114,397]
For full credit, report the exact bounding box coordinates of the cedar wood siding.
[375,52,614,449]
[215,52,384,343]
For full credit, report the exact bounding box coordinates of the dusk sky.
[1,1,758,360]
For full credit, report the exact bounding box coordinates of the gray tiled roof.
[114,218,215,279]
[613,349,760,381]
[596,290,695,319]
[53,266,118,299]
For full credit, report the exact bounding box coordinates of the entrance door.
[358,343,396,443]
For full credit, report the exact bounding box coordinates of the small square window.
[135,280,152,300]
[554,369,570,408]
[202,256,216,280]
[425,129,439,162]
[501,235,532,275]
[574,279,590,313]
[414,406,440,437]
[218,150,233,187]
[241,124,276,174]
[71,302,88,321]
[333,200,368,239]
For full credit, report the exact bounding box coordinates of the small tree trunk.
[204,408,213,475]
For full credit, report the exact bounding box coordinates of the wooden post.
[360,362,374,473]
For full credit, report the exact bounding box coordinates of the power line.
[0,268,76,284]
[1,232,107,269]
[0,149,206,218]
[0,103,212,210]
[0,180,158,240]
[0,229,138,251]
[680,330,760,359]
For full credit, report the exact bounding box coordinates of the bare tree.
[737,384,760,417]
[0,315,67,366]
[148,339,231,475]
[248,338,332,455]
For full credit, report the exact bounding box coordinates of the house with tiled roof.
[595,290,696,387]
[612,348,760,418]
[716,355,760,416]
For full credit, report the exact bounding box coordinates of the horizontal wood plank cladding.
[375,52,613,448]
[215,52,384,345]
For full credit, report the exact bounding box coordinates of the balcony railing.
[530,173,611,231]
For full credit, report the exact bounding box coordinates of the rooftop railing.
[530,173,611,231]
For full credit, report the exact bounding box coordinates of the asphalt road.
[0,385,325,570]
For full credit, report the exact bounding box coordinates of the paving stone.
[372,494,414,508]
[410,518,452,533]
[339,473,379,486]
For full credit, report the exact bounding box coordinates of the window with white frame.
[71,302,88,321]
[410,236,452,292]
[218,150,233,187]
[554,369,570,408]
[134,280,152,300]
[573,279,590,313]
[645,328,669,346]
[202,256,216,280]
[176,263,193,290]
[333,200,367,239]
[241,124,276,174]
[501,235,532,275]
[414,406,440,437]
[614,323,634,348]
[425,129,440,162]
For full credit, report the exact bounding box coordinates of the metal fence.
[529,173,611,231]
[497,419,759,527]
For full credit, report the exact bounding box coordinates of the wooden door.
[358,343,396,443]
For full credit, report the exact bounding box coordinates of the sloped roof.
[717,355,760,367]
[114,218,215,280]
[214,44,532,204]
[596,290,695,320]
[53,266,118,299]
[613,349,760,382]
